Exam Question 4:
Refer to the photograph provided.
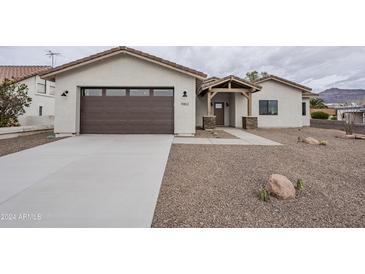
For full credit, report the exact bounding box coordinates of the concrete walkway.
[0,135,173,227]
[173,128,281,145]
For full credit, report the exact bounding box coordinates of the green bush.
[330,116,337,120]
[311,111,330,120]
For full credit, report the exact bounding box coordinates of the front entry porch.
[197,75,261,130]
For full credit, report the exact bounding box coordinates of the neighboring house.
[40,47,316,136]
[336,106,365,124]
[0,66,55,126]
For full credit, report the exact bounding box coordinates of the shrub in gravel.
[296,179,304,191]
[259,188,270,202]
[311,111,330,119]
[319,140,328,145]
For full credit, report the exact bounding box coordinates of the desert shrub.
[311,111,329,120]
[296,179,304,190]
[319,140,328,145]
[259,188,270,202]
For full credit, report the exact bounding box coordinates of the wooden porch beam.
[241,92,249,99]
[210,88,247,93]
[210,91,219,99]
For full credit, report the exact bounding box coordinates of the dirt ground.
[152,127,365,228]
[0,132,64,157]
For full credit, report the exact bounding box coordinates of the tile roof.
[0,65,51,82]
[203,76,220,84]
[41,46,207,79]
[255,74,313,93]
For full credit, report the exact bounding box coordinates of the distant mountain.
[319,88,365,104]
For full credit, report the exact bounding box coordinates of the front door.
[214,102,224,126]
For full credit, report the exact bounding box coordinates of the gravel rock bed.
[152,127,365,227]
[188,129,238,139]
[0,131,65,157]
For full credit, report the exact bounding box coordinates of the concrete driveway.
[0,135,173,228]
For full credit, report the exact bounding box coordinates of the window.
[82,89,102,96]
[302,102,307,116]
[129,89,150,96]
[259,100,278,115]
[37,83,46,94]
[215,103,223,109]
[106,89,126,96]
[38,106,43,116]
[153,89,173,96]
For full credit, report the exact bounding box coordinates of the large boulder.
[303,137,320,145]
[266,174,296,200]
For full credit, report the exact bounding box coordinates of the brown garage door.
[80,88,174,134]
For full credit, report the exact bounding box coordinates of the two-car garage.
[40,47,206,136]
[80,87,174,134]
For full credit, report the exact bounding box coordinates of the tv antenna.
[46,50,61,67]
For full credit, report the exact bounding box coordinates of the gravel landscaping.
[184,129,238,139]
[152,127,365,228]
[0,131,64,157]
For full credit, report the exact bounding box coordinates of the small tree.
[245,71,268,82]
[310,98,327,109]
[0,78,32,127]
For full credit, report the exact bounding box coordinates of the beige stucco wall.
[52,54,197,135]
[252,80,304,128]
[234,93,248,128]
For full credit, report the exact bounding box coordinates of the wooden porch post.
[207,89,212,116]
[248,88,253,116]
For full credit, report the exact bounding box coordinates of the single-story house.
[0,65,55,126]
[40,46,317,136]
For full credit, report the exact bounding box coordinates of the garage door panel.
[80,121,173,134]
[80,89,174,134]
[81,113,173,121]
[81,105,174,114]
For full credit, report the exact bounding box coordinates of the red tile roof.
[0,65,51,82]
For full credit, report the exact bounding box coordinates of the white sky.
[1,46,364,92]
